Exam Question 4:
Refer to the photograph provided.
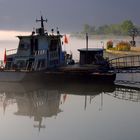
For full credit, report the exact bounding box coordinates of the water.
[0,81,140,140]
[0,36,140,140]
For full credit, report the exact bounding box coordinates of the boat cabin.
[5,16,65,71]
[78,48,105,65]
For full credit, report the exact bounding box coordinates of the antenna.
[86,33,88,64]
[36,14,48,35]
[36,15,47,29]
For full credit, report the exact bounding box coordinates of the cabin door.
[49,39,59,66]
[30,38,38,55]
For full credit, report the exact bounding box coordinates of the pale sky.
[0,0,139,32]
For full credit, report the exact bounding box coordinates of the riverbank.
[106,46,140,55]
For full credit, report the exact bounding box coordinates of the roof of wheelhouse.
[17,15,62,39]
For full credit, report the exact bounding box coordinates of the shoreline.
[106,46,140,55]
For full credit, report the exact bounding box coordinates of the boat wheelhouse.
[0,16,116,83]
[5,16,65,71]
[78,48,105,65]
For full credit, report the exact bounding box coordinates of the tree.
[96,25,110,34]
[82,24,95,34]
[128,27,139,47]
[121,20,134,35]
[83,24,91,33]
[81,20,136,36]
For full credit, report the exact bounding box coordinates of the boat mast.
[86,33,88,64]
[36,15,47,34]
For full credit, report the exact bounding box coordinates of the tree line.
[81,20,140,36]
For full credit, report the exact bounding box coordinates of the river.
[0,36,140,140]
[0,81,139,140]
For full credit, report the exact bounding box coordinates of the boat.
[0,16,116,83]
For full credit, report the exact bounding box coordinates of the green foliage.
[106,40,113,49]
[115,41,131,51]
[121,20,134,35]
[83,24,95,35]
[106,41,131,51]
[82,20,136,35]
[109,24,122,35]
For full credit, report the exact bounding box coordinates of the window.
[49,39,58,51]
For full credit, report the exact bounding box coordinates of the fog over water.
[0,34,105,60]
[0,0,140,139]
[1,31,140,60]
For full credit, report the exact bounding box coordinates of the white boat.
[0,16,66,82]
[0,16,116,83]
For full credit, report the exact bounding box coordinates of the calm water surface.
[0,37,140,140]
[0,77,139,140]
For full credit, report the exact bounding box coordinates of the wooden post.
[86,33,88,64]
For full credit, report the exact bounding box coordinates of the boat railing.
[6,49,17,55]
[0,60,4,69]
[35,50,47,56]
[25,61,34,71]
[3,60,33,72]
[0,60,13,70]
[1,49,48,71]
[49,51,59,61]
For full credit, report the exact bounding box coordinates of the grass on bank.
[106,41,131,51]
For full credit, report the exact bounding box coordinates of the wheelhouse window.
[49,39,58,51]
[19,43,28,50]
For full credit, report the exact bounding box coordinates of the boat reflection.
[0,81,139,131]
[0,80,115,95]
[107,85,140,102]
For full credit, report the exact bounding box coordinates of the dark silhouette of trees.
[82,20,138,36]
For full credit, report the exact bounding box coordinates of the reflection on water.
[107,85,140,102]
[0,37,140,139]
[0,81,115,132]
[15,91,61,132]
[0,80,140,140]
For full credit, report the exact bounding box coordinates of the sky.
[0,0,140,32]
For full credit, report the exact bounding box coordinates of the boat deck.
[58,64,108,73]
